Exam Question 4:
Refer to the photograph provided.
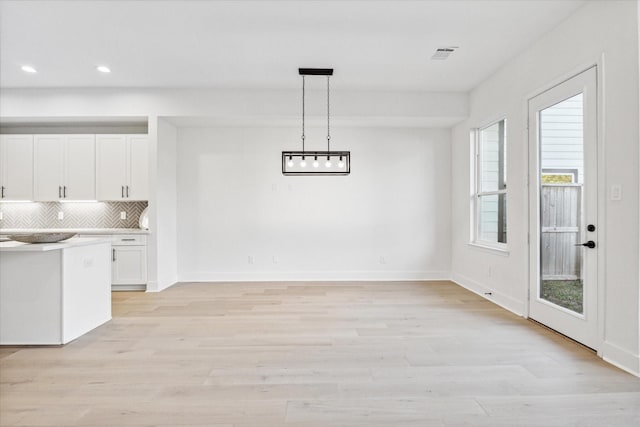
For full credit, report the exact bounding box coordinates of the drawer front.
[112,235,147,245]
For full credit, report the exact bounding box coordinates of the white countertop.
[0,237,112,252]
[0,228,148,235]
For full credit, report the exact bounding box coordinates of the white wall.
[176,126,451,281]
[451,0,640,375]
[152,118,178,291]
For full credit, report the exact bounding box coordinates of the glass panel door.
[528,67,598,349]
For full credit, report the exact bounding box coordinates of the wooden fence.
[541,184,582,280]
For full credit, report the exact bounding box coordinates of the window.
[474,119,507,246]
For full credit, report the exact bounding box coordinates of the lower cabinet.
[112,245,147,288]
[81,233,147,291]
[111,234,147,291]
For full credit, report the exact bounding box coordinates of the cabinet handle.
[126,185,129,198]
[63,186,67,198]
[59,186,62,198]
[112,248,116,262]
[1,186,4,198]
[121,186,125,198]
[121,238,136,241]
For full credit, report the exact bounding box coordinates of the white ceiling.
[0,0,586,91]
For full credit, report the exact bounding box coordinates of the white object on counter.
[0,238,112,345]
[139,206,149,229]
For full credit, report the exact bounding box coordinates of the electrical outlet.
[379,256,386,264]
[272,255,279,264]
[248,256,254,264]
[611,185,622,201]
[120,211,127,220]
[0,211,3,221]
[57,211,64,220]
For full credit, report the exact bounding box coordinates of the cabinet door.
[127,136,148,200]
[0,135,34,201]
[96,135,127,200]
[65,135,96,200]
[34,135,64,201]
[112,246,147,285]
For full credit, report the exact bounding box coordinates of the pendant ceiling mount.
[298,68,334,76]
[282,67,350,176]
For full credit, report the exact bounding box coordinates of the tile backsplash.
[0,201,148,229]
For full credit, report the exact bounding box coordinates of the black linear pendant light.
[282,68,350,176]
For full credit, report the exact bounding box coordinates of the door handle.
[575,241,596,249]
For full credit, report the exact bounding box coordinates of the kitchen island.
[0,237,112,345]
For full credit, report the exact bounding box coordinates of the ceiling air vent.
[431,47,458,60]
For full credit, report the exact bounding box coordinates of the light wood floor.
[1,281,639,426]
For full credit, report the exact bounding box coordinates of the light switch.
[611,185,622,201]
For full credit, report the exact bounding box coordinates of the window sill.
[467,242,510,257]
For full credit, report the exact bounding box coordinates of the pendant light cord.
[301,75,306,154]
[327,75,331,153]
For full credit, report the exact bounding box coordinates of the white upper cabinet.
[127,136,149,201]
[34,135,64,201]
[65,135,97,200]
[96,135,148,201]
[34,135,96,201]
[96,135,128,200]
[0,135,34,201]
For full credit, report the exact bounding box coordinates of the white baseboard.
[450,272,526,316]
[111,284,146,292]
[145,279,178,292]
[178,270,451,283]
[601,340,640,377]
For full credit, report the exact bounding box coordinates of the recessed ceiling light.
[96,65,111,73]
[21,65,37,73]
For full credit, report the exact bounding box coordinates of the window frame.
[472,118,508,250]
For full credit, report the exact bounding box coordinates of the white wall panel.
[176,126,451,281]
